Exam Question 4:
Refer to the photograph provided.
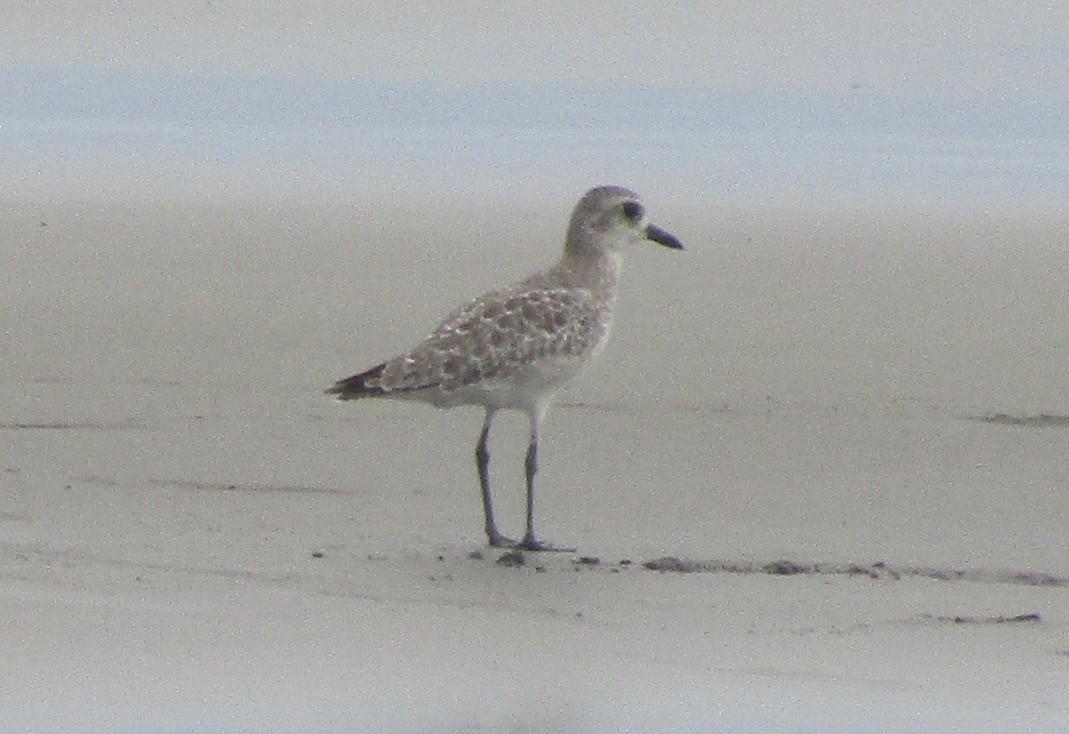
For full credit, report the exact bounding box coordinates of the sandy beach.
[2,196,1067,732]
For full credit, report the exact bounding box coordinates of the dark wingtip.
[327,362,387,400]
[646,224,683,250]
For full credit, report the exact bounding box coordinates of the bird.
[327,185,682,551]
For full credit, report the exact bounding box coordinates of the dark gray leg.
[520,408,574,552]
[476,409,514,547]
[523,435,538,543]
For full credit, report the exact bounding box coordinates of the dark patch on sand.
[974,413,1069,428]
[641,557,1069,587]
[0,422,149,431]
[145,478,348,495]
[922,612,1042,625]
[76,475,346,495]
[495,550,526,567]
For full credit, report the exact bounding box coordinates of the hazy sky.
[2,2,1066,203]
[5,1,1065,95]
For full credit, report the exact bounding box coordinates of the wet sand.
[2,196,1067,732]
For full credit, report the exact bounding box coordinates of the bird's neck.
[554,249,623,306]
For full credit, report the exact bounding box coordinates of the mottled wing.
[366,284,607,394]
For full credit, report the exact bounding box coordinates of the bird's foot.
[518,535,576,553]
[487,531,519,548]
[486,531,575,553]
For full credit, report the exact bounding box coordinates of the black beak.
[645,224,684,250]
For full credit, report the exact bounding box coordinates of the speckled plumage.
[328,185,682,550]
[351,270,616,405]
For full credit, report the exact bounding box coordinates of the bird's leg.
[476,409,515,547]
[520,409,575,553]
[523,434,537,542]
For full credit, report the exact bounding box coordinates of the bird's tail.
[326,362,389,400]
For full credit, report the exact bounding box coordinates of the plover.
[328,186,682,550]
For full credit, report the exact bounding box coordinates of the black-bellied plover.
[328,186,682,551]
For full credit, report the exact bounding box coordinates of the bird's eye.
[622,201,644,222]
